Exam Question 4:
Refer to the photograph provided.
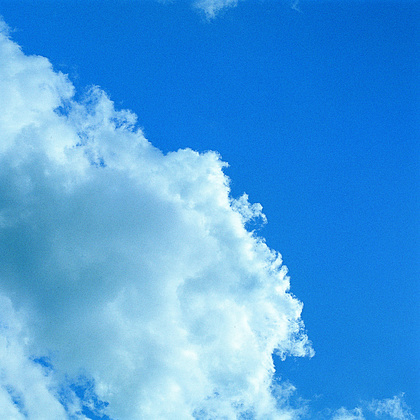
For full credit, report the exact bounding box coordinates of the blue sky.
[0,0,418,419]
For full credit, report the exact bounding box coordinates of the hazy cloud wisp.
[194,0,239,19]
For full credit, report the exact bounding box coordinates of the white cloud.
[0,21,313,419]
[331,394,415,420]
[194,0,239,19]
[368,394,415,420]
[333,407,365,420]
[0,295,69,419]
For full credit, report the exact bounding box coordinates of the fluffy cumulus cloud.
[0,21,314,419]
[0,295,71,419]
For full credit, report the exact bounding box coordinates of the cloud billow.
[0,22,313,419]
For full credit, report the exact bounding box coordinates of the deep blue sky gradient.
[1,0,418,416]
